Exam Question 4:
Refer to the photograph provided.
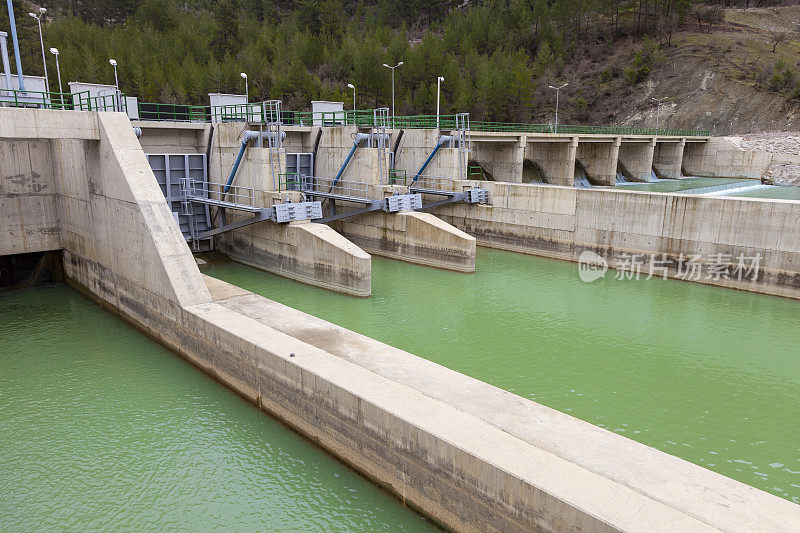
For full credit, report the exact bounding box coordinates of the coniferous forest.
[0,0,754,123]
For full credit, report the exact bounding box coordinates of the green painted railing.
[313,110,710,136]
[130,101,710,136]
[278,172,302,192]
[388,169,407,185]
[0,89,128,113]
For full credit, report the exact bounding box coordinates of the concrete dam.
[3,103,800,532]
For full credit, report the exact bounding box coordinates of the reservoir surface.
[0,286,434,531]
[203,247,800,504]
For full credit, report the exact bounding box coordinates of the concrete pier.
[3,108,800,531]
[618,138,656,181]
[653,138,686,178]
[217,214,372,296]
[575,138,620,185]
[525,137,577,185]
[332,210,476,273]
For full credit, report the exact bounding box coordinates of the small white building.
[208,93,253,122]
[312,101,345,126]
[0,73,49,106]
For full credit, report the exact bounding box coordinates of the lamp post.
[49,48,62,107]
[436,76,444,129]
[382,61,402,127]
[548,83,568,133]
[651,97,669,131]
[108,59,120,110]
[240,72,248,102]
[28,8,49,93]
[108,59,118,89]
[347,83,355,112]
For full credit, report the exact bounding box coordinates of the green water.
[202,249,800,504]
[723,185,800,201]
[616,176,752,192]
[0,285,435,531]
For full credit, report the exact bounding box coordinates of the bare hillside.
[557,6,800,134]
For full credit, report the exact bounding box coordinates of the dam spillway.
[201,247,800,505]
[3,106,800,531]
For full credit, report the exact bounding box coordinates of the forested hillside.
[2,0,799,130]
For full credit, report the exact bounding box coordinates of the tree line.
[2,0,734,122]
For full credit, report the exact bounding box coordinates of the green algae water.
[0,285,434,531]
[202,248,800,504]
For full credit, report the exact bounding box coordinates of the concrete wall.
[392,128,460,182]
[208,275,800,533]
[0,138,61,255]
[682,136,786,179]
[217,211,372,297]
[618,139,655,181]
[315,126,391,183]
[4,108,800,532]
[433,180,800,299]
[575,139,620,186]
[132,121,210,154]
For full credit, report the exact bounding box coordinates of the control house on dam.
[3,20,800,533]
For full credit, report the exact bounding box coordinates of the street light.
[548,83,568,133]
[108,58,118,89]
[436,76,444,129]
[49,48,63,107]
[28,8,49,93]
[382,61,402,127]
[347,83,355,112]
[651,97,668,131]
[240,72,248,102]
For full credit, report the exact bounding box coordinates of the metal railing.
[181,178,255,209]
[136,101,315,125]
[0,89,127,113]
[467,165,486,181]
[278,172,303,192]
[306,110,711,136]
[300,176,371,202]
[388,169,407,185]
[127,100,711,136]
[410,175,458,193]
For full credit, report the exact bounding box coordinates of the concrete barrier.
[432,180,800,299]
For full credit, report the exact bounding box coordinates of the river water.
[202,247,800,504]
[0,285,435,530]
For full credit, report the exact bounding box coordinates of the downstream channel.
[0,286,435,530]
[203,247,800,504]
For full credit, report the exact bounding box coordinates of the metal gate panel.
[286,153,314,177]
[146,153,212,251]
